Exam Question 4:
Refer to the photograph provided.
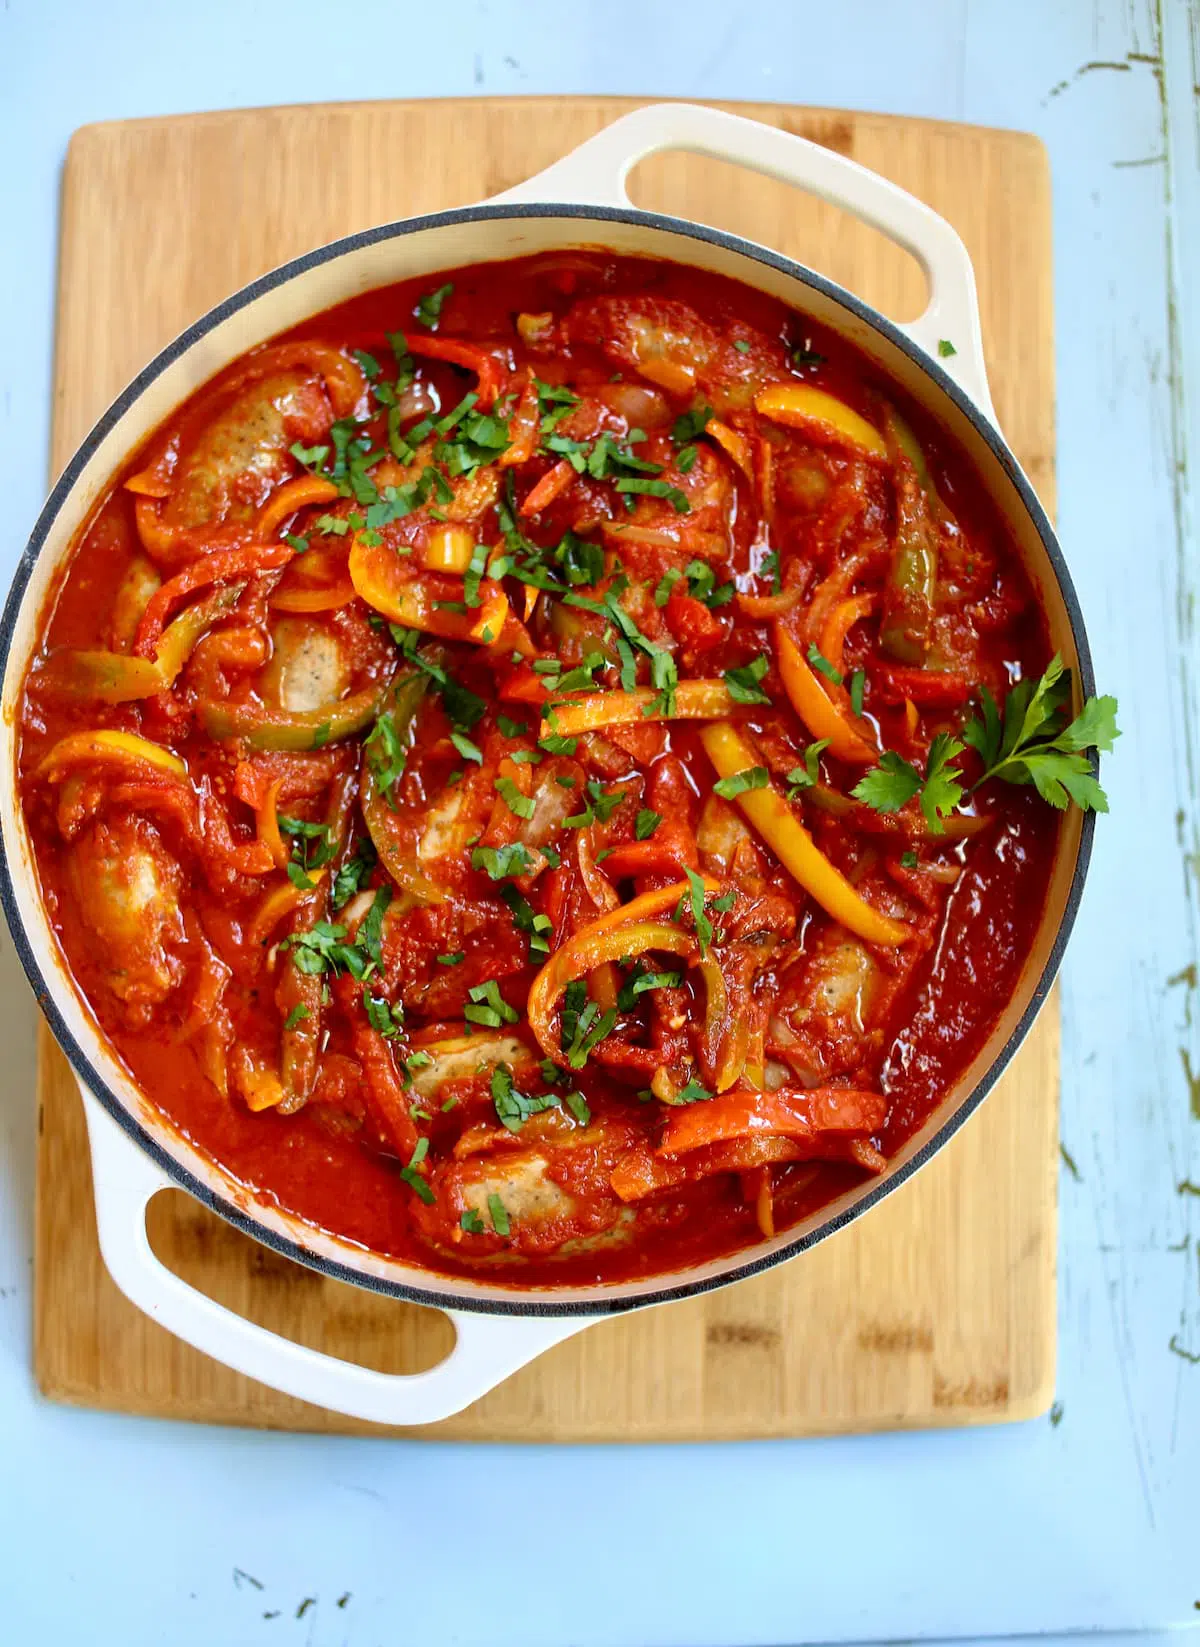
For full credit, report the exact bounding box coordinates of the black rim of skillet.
[0,203,1097,1320]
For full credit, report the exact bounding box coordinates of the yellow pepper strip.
[35,729,186,782]
[541,681,738,739]
[754,383,887,459]
[254,475,340,541]
[256,778,290,870]
[349,535,516,649]
[269,578,357,613]
[705,418,754,478]
[248,873,325,948]
[235,1057,288,1112]
[699,722,909,948]
[774,626,877,765]
[423,524,478,574]
[904,696,920,737]
[819,592,877,674]
[526,878,718,1060]
[697,952,749,1093]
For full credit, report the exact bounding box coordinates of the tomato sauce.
[18,252,1059,1286]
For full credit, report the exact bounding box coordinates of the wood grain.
[34,96,1057,1440]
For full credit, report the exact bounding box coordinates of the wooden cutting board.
[34,97,1057,1440]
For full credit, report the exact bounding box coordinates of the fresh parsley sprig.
[962,655,1118,812]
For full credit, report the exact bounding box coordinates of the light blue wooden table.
[0,2,1195,1642]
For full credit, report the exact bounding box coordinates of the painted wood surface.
[34,97,1060,1443]
[0,0,1196,1642]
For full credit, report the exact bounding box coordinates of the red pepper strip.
[134,542,293,655]
[870,663,977,706]
[353,1020,419,1161]
[520,458,577,517]
[659,1084,887,1156]
[592,831,699,882]
[498,666,553,706]
[612,1134,821,1202]
[498,380,540,467]
[400,334,505,406]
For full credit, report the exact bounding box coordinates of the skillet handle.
[494,102,995,420]
[80,1085,590,1426]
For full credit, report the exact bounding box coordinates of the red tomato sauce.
[18,252,1058,1286]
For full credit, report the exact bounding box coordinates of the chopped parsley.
[464,980,519,1029]
[635,808,662,840]
[806,643,843,686]
[487,1193,511,1236]
[399,1138,435,1203]
[851,735,966,834]
[671,403,714,444]
[461,1208,486,1234]
[723,655,772,705]
[784,739,830,797]
[713,765,769,801]
[899,850,919,869]
[937,338,957,358]
[282,1004,310,1031]
[617,967,684,1012]
[471,842,534,880]
[415,282,453,327]
[436,952,464,967]
[499,883,553,959]
[495,774,535,819]
[849,668,866,717]
[332,838,377,908]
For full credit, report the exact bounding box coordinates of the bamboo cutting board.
[34,97,1058,1439]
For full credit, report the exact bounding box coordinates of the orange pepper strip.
[705,418,754,479]
[526,878,718,1060]
[819,592,877,674]
[348,535,523,649]
[520,458,577,517]
[736,586,805,619]
[774,625,877,765]
[256,778,290,870]
[270,579,357,613]
[254,476,340,541]
[699,722,910,947]
[905,697,920,737]
[540,681,738,739]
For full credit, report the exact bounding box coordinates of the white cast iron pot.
[0,105,1094,1425]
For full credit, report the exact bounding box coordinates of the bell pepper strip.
[248,877,321,947]
[904,696,920,736]
[659,1083,888,1155]
[352,1020,420,1161]
[278,966,324,1106]
[883,404,942,508]
[774,625,877,765]
[871,662,976,707]
[270,579,357,613]
[35,729,187,782]
[588,831,700,882]
[754,383,888,458]
[134,542,293,655]
[699,721,910,947]
[520,458,577,517]
[256,777,289,870]
[736,585,805,619]
[526,878,718,1060]
[611,1133,825,1202]
[31,584,246,705]
[348,536,521,650]
[878,458,939,665]
[696,952,750,1094]
[234,1053,288,1113]
[358,671,447,904]
[422,524,478,574]
[539,681,739,739]
[201,679,389,752]
[705,418,754,479]
[395,332,505,407]
[254,475,340,541]
[111,557,163,652]
[819,592,877,674]
[498,380,541,467]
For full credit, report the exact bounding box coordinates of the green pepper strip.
[358,670,446,904]
[879,406,938,666]
[32,585,245,704]
[201,678,390,752]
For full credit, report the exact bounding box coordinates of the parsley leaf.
[487,1193,511,1236]
[784,739,831,797]
[713,765,769,801]
[415,282,453,327]
[851,735,965,834]
[471,842,534,881]
[807,643,843,686]
[635,808,662,841]
[671,403,714,444]
[495,774,534,819]
[465,980,519,1029]
[724,655,772,705]
[962,656,1118,812]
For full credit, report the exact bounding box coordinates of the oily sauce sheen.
[19,253,1057,1286]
